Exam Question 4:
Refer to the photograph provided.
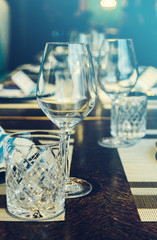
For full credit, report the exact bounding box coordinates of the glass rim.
[3,130,65,148]
[128,91,147,98]
[45,41,89,46]
[104,38,133,42]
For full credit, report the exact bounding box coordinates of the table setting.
[0,41,97,222]
[1,38,157,239]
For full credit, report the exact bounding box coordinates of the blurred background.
[1,0,157,75]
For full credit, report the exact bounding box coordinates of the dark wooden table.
[0,97,157,240]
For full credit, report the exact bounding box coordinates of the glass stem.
[111,98,120,139]
[60,129,72,183]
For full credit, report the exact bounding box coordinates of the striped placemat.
[0,129,74,222]
[118,138,157,222]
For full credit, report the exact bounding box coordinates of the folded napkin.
[0,70,36,98]
[135,66,157,93]
[0,126,7,170]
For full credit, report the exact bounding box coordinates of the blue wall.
[5,0,157,71]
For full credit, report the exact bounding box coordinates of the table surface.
[0,95,157,240]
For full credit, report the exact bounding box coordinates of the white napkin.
[0,70,36,98]
[0,126,7,171]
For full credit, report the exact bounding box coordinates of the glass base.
[65,177,92,199]
[98,137,139,148]
[7,204,64,221]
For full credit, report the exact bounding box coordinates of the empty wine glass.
[71,30,105,75]
[36,42,97,198]
[98,39,138,148]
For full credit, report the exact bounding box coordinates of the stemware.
[36,42,97,198]
[98,39,138,148]
[71,30,105,74]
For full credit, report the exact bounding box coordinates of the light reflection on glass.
[77,124,84,144]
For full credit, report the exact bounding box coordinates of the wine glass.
[71,30,105,75]
[36,42,97,198]
[98,39,138,148]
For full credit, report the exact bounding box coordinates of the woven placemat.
[118,139,157,222]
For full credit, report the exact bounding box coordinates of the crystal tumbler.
[111,92,147,141]
[3,131,66,221]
